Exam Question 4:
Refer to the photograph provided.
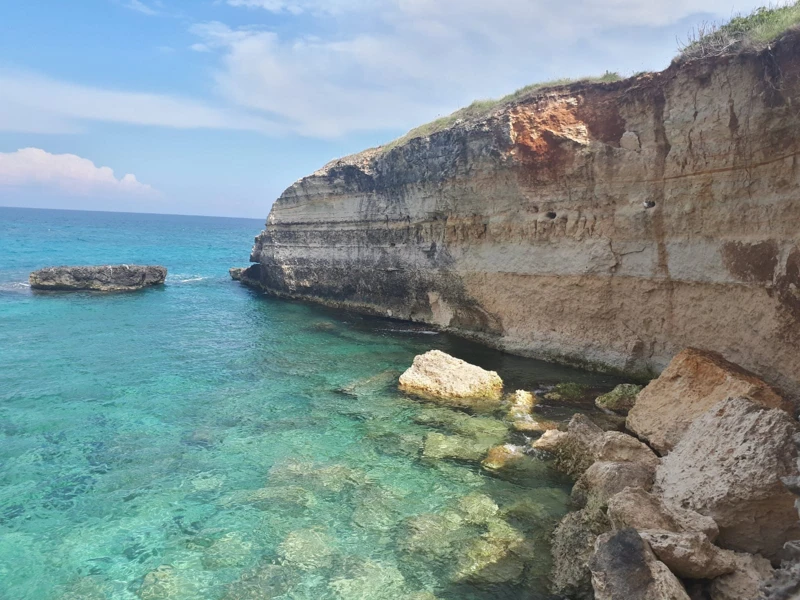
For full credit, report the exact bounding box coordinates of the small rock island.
[29,265,167,291]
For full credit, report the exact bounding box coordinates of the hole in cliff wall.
[545,211,557,219]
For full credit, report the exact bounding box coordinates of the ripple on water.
[0,209,628,600]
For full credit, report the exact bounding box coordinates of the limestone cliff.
[247,33,800,400]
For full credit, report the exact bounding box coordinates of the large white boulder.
[399,350,503,406]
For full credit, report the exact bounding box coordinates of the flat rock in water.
[399,350,503,406]
[30,265,167,291]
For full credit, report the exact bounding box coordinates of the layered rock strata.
[247,34,800,401]
[29,265,167,291]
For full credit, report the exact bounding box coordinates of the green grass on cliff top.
[679,0,800,59]
[380,71,621,153]
[380,2,800,154]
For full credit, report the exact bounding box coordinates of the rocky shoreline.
[392,348,800,599]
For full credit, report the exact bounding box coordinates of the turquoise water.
[0,207,623,600]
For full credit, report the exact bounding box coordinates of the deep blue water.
[0,207,622,600]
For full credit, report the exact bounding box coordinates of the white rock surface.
[399,350,503,405]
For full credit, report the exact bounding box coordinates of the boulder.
[638,530,736,579]
[595,383,642,415]
[589,528,690,600]
[277,528,335,570]
[627,348,791,454]
[399,350,503,406]
[229,267,246,280]
[710,552,775,600]
[572,461,656,513]
[550,508,611,599]
[422,432,492,462]
[30,265,167,292]
[654,397,800,559]
[531,414,603,477]
[532,415,658,478]
[607,487,719,541]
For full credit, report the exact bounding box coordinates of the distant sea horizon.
[0,203,268,222]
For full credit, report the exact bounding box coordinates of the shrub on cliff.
[679,1,800,60]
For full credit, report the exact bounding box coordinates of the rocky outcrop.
[30,265,166,291]
[710,552,775,600]
[654,397,800,559]
[247,33,800,401]
[229,267,246,280]
[595,384,642,415]
[637,530,736,580]
[627,348,791,454]
[398,350,503,406]
[589,529,690,600]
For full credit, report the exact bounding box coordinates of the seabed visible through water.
[0,208,625,600]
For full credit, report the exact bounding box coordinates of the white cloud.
[0,148,157,197]
[0,70,285,135]
[124,0,159,15]
[207,0,767,137]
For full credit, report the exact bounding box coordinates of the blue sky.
[0,0,768,218]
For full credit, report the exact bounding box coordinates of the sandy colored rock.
[710,552,775,600]
[627,348,791,454]
[249,36,800,403]
[399,350,503,405]
[595,431,660,469]
[30,265,167,292]
[655,397,800,559]
[422,432,492,462]
[481,444,528,472]
[531,413,603,477]
[572,461,656,513]
[229,267,246,280]
[607,487,719,541]
[590,528,690,600]
[550,508,611,599]
[278,528,335,570]
[638,529,736,579]
[595,383,642,415]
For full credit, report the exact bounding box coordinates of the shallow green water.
[0,207,624,600]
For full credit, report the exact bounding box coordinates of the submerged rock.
[221,563,297,600]
[654,397,800,559]
[543,382,590,402]
[422,432,491,462]
[277,528,335,570]
[329,560,407,599]
[399,350,503,406]
[589,528,690,600]
[201,532,254,570]
[627,348,791,454]
[30,265,167,292]
[595,384,642,415]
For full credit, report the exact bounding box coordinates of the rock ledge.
[29,265,167,291]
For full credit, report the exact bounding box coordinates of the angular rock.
[532,415,658,478]
[595,383,642,415]
[655,397,800,559]
[607,487,719,541]
[710,552,774,600]
[638,529,736,579]
[572,461,656,513]
[589,528,690,600]
[30,265,167,292]
[399,350,503,406]
[550,508,611,600]
[595,431,660,470]
[627,348,791,454]
[531,414,603,477]
[278,528,335,570]
[229,267,246,280]
[422,432,492,462]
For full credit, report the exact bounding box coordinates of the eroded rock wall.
[249,35,800,399]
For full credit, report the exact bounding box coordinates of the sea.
[0,207,624,600]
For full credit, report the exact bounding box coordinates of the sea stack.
[29,265,167,291]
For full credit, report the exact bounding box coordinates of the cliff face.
[249,34,800,400]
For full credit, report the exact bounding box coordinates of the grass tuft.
[679,1,800,60]
[381,71,621,153]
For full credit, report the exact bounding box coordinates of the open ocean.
[0,207,622,600]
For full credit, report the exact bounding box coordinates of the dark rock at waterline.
[29,265,167,291]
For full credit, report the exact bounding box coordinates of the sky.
[0,0,771,218]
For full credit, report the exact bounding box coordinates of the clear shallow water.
[0,207,624,600]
